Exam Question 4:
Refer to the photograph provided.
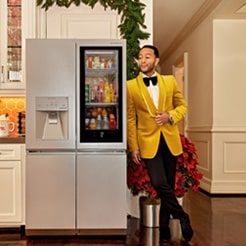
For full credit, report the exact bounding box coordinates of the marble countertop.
[0,136,25,144]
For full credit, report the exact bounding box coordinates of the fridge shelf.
[85,68,116,73]
[86,102,117,107]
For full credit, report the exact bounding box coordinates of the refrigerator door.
[76,40,126,150]
[76,151,127,235]
[26,39,76,150]
[26,153,76,235]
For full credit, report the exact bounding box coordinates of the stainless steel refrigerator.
[25,39,127,236]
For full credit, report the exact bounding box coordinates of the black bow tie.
[143,76,158,87]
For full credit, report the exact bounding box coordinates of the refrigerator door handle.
[77,149,126,154]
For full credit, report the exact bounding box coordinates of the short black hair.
[140,45,159,58]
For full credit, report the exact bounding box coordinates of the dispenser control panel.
[36,97,68,111]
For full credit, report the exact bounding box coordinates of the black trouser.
[144,134,185,229]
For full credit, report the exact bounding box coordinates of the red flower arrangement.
[127,134,203,198]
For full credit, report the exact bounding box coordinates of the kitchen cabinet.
[0,144,25,226]
[36,3,121,39]
[0,0,35,93]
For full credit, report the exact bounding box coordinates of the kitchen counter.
[0,136,25,144]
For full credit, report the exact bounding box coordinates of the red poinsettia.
[127,134,203,198]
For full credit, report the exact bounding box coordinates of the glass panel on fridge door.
[79,47,123,143]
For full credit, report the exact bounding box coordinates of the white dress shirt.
[142,72,159,109]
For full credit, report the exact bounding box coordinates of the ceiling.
[153,0,246,59]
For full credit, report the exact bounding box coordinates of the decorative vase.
[139,196,161,227]
[140,196,184,229]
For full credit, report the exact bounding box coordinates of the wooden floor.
[1,191,246,245]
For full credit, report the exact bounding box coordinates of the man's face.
[138,48,159,76]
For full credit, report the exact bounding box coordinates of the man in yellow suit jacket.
[127,45,193,242]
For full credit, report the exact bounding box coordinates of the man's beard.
[139,62,156,75]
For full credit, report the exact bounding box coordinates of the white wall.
[160,15,246,193]
[161,16,214,130]
[160,16,214,188]
[211,19,246,193]
[213,20,246,129]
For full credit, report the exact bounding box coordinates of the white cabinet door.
[0,0,35,91]
[0,145,22,224]
[77,153,127,234]
[37,4,121,39]
[0,161,21,223]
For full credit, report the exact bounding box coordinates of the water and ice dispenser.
[35,97,68,140]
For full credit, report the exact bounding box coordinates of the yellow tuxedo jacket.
[127,73,188,158]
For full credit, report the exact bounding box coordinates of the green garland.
[36,0,150,80]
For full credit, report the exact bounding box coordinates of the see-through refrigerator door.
[76,40,127,235]
[77,40,126,150]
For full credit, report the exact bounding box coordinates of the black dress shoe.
[180,213,193,242]
[160,227,171,243]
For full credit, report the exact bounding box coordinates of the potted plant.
[127,134,203,199]
[174,134,203,197]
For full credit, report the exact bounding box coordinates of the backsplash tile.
[0,97,25,136]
